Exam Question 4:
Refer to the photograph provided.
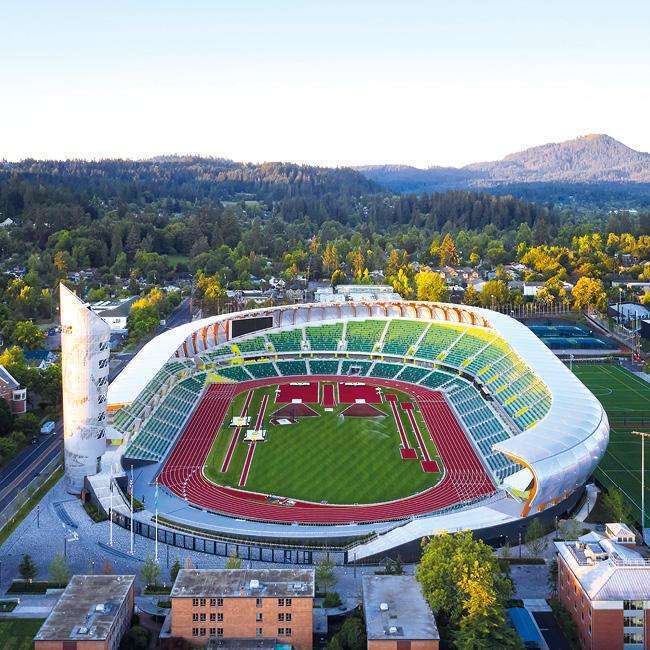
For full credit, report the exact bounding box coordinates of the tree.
[439,233,459,266]
[415,271,448,302]
[331,269,346,288]
[416,531,518,647]
[602,488,632,525]
[0,400,14,437]
[327,615,366,650]
[19,554,37,582]
[572,277,607,311]
[315,556,336,595]
[140,555,161,588]
[121,625,151,650]
[557,518,583,541]
[322,242,340,274]
[480,280,510,308]
[389,267,414,299]
[225,555,242,570]
[11,320,45,349]
[170,557,181,583]
[49,553,71,586]
[524,518,549,557]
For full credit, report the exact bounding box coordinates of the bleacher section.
[123,374,206,462]
[369,362,402,379]
[445,384,519,481]
[416,323,466,361]
[246,362,279,379]
[395,365,430,384]
[218,365,251,382]
[345,320,385,352]
[276,359,308,376]
[382,320,428,356]
[234,336,268,355]
[309,359,339,374]
[340,359,372,376]
[306,323,343,351]
[269,329,303,352]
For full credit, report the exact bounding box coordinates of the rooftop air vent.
[388,626,398,635]
[379,602,389,611]
[250,579,260,589]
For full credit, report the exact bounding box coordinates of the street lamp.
[64,530,78,558]
[632,431,649,533]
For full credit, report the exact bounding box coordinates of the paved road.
[0,423,62,513]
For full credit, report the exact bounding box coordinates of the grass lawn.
[0,618,45,649]
[572,364,650,524]
[203,382,443,504]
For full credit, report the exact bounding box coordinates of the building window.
[218,613,224,622]
[217,597,224,607]
[210,613,216,622]
[200,613,206,622]
[278,598,285,607]
[200,598,206,607]
[286,598,292,606]
[286,628,292,637]
[256,628,263,637]
[278,628,285,636]
[200,628,206,637]
[624,600,644,611]
[217,628,224,637]
[192,628,199,637]
[278,613,285,622]
[256,597,263,607]
[192,613,199,622]
[624,614,644,627]
[286,613,292,622]
[256,613,263,622]
[624,632,644,644]
[210,628,216,637]
[210,598,217,607]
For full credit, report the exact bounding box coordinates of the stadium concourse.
[98,300,609,562]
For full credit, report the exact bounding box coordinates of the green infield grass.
[203,382,443,504]
[572,363,650,525]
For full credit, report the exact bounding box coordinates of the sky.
[2,0,650,167]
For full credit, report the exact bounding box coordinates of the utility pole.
[130,465,134,555]
[632,431,649,533]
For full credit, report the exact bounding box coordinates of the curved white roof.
[109,300,608,516]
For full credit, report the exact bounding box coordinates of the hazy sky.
[2,0,649,167]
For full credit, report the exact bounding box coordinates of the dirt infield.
[340,403,386,417]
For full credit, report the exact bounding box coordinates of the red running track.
[238,394,269,487]
[220,390,253,473]
[158,375,495,524]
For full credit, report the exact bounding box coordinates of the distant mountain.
[356,135,650,196]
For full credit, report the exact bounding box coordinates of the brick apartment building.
[0,364,26,414]
[362,575,439,650]
[33,575,135,650]
[163,568,315,649]
[555,523,650,650]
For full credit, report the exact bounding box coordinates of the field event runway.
[157,375,495,524]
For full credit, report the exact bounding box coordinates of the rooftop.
[171,569,315,599]
[89,296,138,317]
[362,575,439,641]
[556,531,650,601]
[0,364,20,389]
[34,575,135,642]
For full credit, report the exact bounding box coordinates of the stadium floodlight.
[631,431,649,531]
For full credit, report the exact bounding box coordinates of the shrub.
[323,591,342,608]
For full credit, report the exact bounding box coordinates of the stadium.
[100,300,609,562]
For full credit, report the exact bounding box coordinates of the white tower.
[60,283,111,494]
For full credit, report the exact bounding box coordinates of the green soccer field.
[572,363,650,525]
[203,383,443,504]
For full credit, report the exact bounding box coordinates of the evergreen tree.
[19,554,37,582]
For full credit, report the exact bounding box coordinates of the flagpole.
[154,477,159,563]
[130,465,134,556]
[109,464,114,547]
